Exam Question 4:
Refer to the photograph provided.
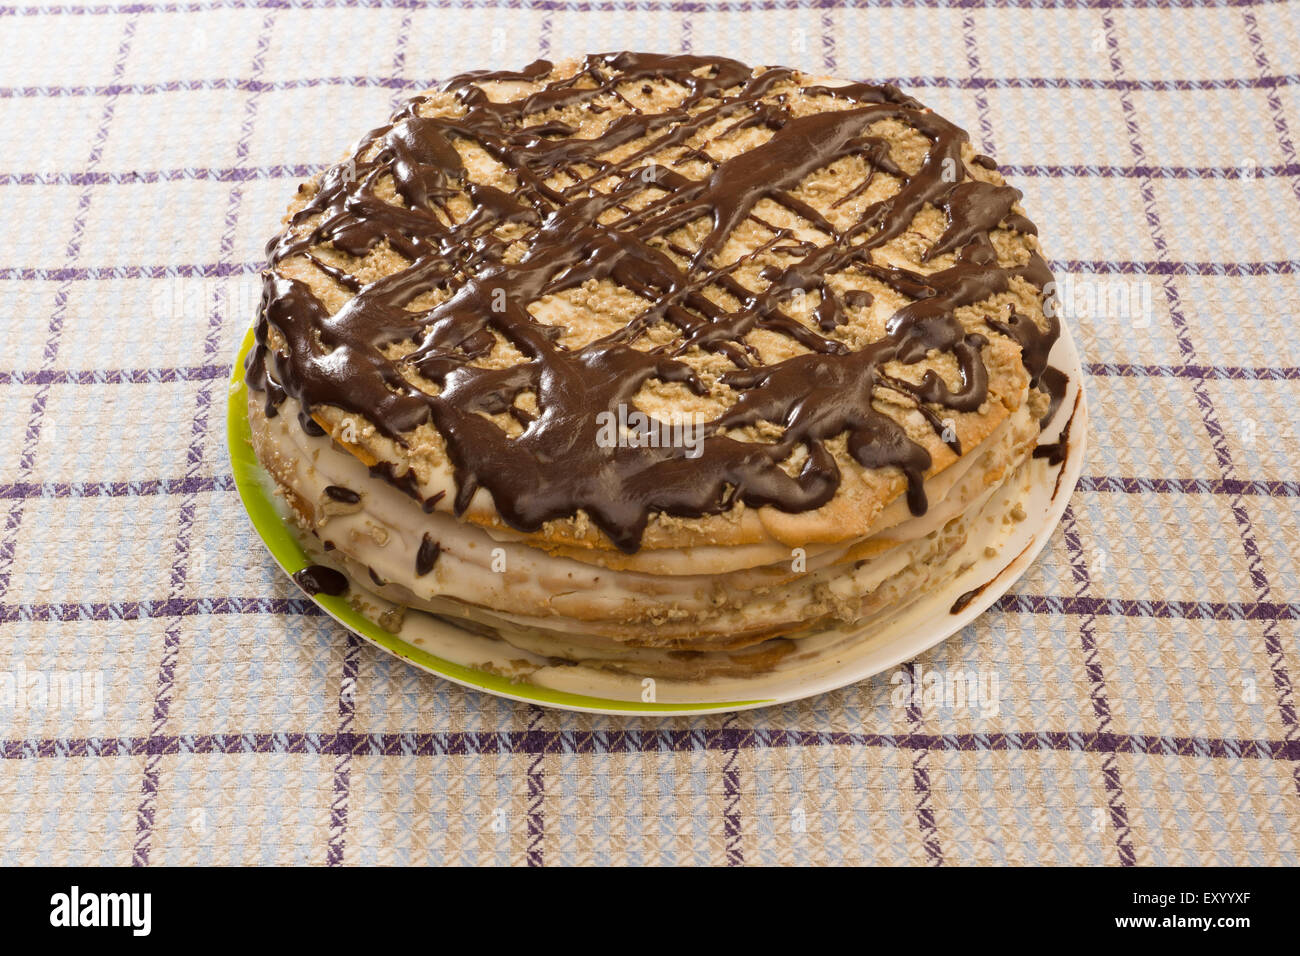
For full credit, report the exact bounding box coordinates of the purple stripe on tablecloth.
[903,661,944,864]
[990,595,1300,620]
[0,29,133,567]
[1052,259,1300,276]
[0,165,322,185]
[0,75,421,99]
[1085,363,1300,380]
[1062,502,1136,863]
[387,9,412,105]
[716,713,745,865]
[820,11,836,73]
[1,595,1295,622]
[4,729,1297,761]
[5,71,1300,102]
[4,472,1300,504]
[0,476,235,498]
[1101,11,1300,805]
[5,257,1296,283]
[1054,14,1133,865]
[524,708,546,866]
[1243,12,1300,210]
[6,160,1299,188]
[132,12,277,866]
[326,635,361,866]
[1,0,1297,20]
[537,11,553,56]
[1239,6,1300,801]
[0,597,323,621]
[5,360,1297,391]
[1076,476,1300,497]
[0,263,260,280]
[1002,162,1300,179]
[962,13,996,157]
[19,10,138,845]
[0,16,136,635]
[0,366,229,384]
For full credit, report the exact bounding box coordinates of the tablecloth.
[1,0,1297,866]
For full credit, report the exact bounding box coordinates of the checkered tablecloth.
[2,0,1297,867]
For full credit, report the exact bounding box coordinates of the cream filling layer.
[251,393,1037,644]
[333,447,1032,674]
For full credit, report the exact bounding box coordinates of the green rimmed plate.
[227,323,1086,716]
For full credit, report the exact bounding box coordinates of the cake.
[245,52,1066,679]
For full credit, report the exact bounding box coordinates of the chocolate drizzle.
[415,533,441,576]
[247,53,1062,552]
[292,564,349,597]
[323,484,361,504]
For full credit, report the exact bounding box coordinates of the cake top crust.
[248,52,1061,553]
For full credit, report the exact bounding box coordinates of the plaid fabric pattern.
[1,0,1297,867]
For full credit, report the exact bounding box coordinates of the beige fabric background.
[0,0,1297,864]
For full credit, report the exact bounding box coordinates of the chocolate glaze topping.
[248,53,1062,552]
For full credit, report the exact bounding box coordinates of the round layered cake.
[246,52,1066,679]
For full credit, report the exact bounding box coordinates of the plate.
[227,322,1086,715]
